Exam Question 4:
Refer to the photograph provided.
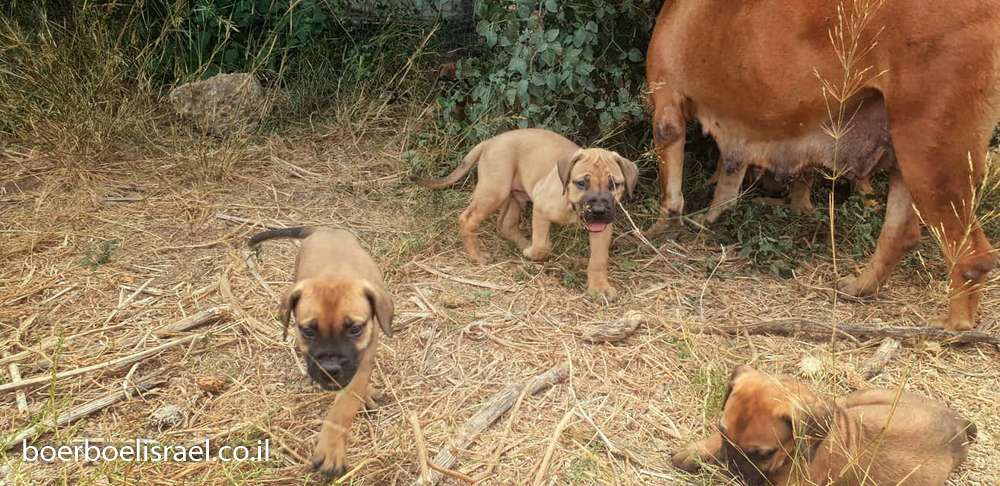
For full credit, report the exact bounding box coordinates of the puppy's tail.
[248,226,317,247]
[410,138,488,189]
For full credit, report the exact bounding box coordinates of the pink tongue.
[587,222,608,232]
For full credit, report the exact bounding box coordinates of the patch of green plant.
[80,240,118,268]
[562,268,586,290]
[691,364,729,418]
[563,441,605,483]
[712,202,801,278]
[472,289,492,307]
[665,337,693,360]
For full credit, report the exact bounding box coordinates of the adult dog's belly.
[694,92,897,183]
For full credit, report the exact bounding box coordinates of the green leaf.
[509,57,527,74]
[628,48,643,62]
[545,0,558,12]
[484,29,498,47]
[585,20,598,33]
[575,62,595,75]
[531,72,547,86]
[546,73,559,89]
[546,28,560,41]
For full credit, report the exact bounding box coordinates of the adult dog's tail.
[410,138,489,189]
[247,226,318,247]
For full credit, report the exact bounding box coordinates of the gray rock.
[169,73,267,137]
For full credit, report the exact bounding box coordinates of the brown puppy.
[249,226,393,477]
[413,128,638,300]
[672,365,976,486]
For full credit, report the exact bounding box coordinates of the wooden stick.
[532,409,575,486]
[120,284,164,296]
[215,212,286,230]
[581,311,651,344]
[428,461,477,484]
[413,261,510,292]
[858,338,901,379]
[6,371,166,449]
[100,196,145,203]
[104,278,153,324]
[8,363,27,412]
[409,413,432,485]
[0,334,202,395]
[8,306,228,369]
[704,319,1000,346]
[411,363,569,486]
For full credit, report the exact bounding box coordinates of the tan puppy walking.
[672,365,976,485]
[248,227,394,477]
[413,128,638,300]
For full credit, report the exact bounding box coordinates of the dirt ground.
[2,114,998,485]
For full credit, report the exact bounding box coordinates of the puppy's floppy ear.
[558,149,584,195]
[614,153,639,198]
[722,364,754,409]
[782,389,835,461]
[363,282,395,337]
[279,282,306,341]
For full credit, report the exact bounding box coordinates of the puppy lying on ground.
[412,128,638,300]
[248,226,394,477]
[672,365,975,486]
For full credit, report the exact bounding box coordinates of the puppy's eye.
[574,180,587,189]
[300,327,316,340]
[749,448,776,460]
[347,323,365,338]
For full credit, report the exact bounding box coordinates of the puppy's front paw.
[469,250,493,264]
[586,284,618,302]
[523,246,551,261]
[310,438,347,478]
[670,449,701,472]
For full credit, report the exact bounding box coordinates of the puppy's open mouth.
[585,221,609,232]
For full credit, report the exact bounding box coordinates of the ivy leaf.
[575,61,595,75]
[484,29,498,47]
[509,57,527,74]
[516,79,529,97]
[545,0,558,12]
[546,28,560,41]
[505,87,517,106]
[585,20,598,33]
[546,72,559,89]
[628,48,643,62]
[531,72,547,86]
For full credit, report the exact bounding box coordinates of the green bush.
[436,0,656,150]
[153,0,335,80]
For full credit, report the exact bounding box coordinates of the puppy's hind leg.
[458,186,507,264]
[496,198,529,250]
[523,208,553,261]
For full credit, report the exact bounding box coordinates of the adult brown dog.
[672,365,976,486]
[645,0,1000,330]
[413,128,638,300]
[249,227,394,477]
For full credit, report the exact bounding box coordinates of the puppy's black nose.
[320,357,346,377]
[591,202,608,216]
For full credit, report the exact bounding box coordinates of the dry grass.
[2,97,999,485]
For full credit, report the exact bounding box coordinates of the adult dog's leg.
[837,168,920,298]
[646,99,687,236]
